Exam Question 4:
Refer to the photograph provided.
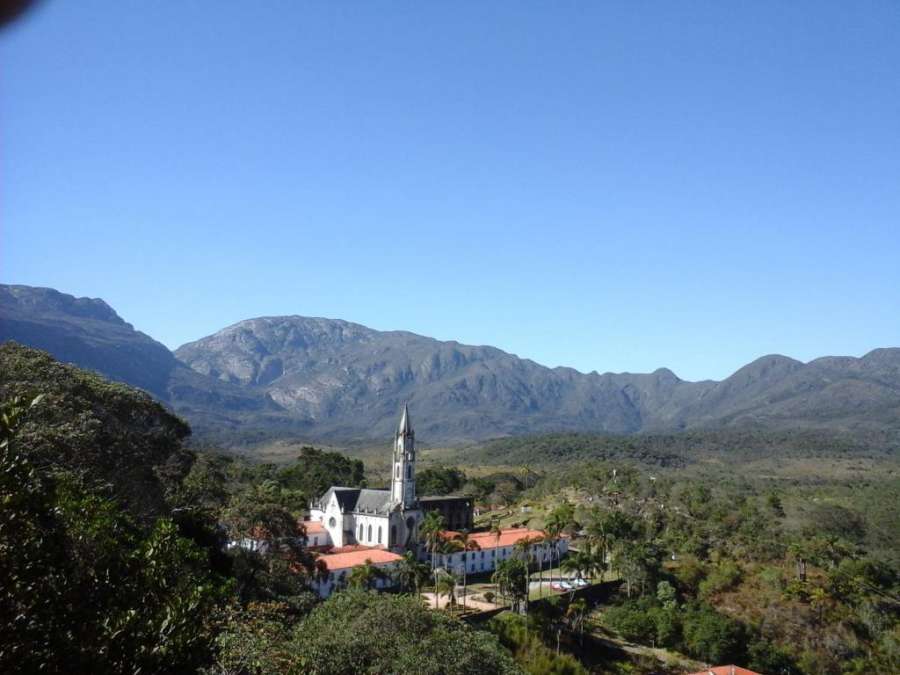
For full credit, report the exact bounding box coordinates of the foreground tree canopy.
[224,590,522,675]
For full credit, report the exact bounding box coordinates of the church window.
[377,526,382,544]
[359,524,364,541]
[396,465,399,478]
[328,517,336,528]
[407,464,412,479]
[368,524,372,541]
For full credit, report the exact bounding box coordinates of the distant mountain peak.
[0,284,128,326]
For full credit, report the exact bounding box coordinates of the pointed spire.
[398,403,412,435]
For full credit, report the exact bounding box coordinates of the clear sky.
[3,1,899,381]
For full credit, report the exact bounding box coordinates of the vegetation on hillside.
[2,343,898,674]
[460,429,899,468]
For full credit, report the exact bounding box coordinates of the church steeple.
[391,404,416,507]
[398,404,412,436]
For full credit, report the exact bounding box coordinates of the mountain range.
[2,283,899,445]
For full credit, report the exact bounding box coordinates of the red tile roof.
[318,547,403,571]
[686,666,762,675]
[303,521,327,535]
[329,544,385,554]
[442,528,549,550]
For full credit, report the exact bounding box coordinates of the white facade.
[433,532,569,576]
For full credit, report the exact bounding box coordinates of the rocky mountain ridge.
[2,284,899,444]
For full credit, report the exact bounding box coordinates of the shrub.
[699,561,742,598]
[602,602,656,644]
[681,605,746,663]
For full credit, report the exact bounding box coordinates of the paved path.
[420,592,498,611]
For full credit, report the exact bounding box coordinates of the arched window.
[358,524,364,541]
[377,526,382,544]
[396,465,400,478]
[367,524,372,541]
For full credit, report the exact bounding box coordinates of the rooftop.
[314,486,392,515]
[685,667,762,675]
[302,521,327,535]
[318,547,403,571]
[440,528,549,550]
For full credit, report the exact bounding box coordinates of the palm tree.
[347,560,382,590]
[544,518,563,583]
[491,559,510,609]
[453,531,481,611]
[561,549,590,581]
[788,541,810,582]
[512,536,539,612]
[513,535,534,562]
[530,533,547,599]
[490,518,503,550]
[545,501,578,574]
[493,558,528,614]
[434,570,457,611]
[395,551,429,594]
[420,511,446,608]
[566,598,588,646]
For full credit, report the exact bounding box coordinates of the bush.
[602,602,657,644]
[699,561,742,598]
[681,605,746,663]
[651,607,681,648]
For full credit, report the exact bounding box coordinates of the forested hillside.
[455,428,900,468]
[0,346,521,674]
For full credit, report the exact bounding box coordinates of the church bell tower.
[391,404,416,508]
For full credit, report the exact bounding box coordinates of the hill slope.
[0,285,292,440]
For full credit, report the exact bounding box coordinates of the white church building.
[308,404,423,552]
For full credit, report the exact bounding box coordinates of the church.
[305,405,562,599]
[308,404,471,552]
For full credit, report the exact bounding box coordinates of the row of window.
[356,523,400,546]
[440,544,551,564]
[358,523,383,544]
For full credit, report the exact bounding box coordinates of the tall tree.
[420,510,446,608]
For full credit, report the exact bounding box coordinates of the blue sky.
[3,1,899,381]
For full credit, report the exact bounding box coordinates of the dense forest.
[1,342,898,673]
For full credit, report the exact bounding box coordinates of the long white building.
[432,528,568,576]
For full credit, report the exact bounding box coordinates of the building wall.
[313,494,350,547]
[304,530,331,548]
[420,498,474,531]
[311,561,400,598]
[352,514,390,547]
[434,538,568,575]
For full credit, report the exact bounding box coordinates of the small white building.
[310,547,404,598]
[303,520,331,549]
